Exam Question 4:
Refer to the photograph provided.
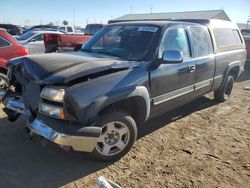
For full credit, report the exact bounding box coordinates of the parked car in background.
[0,28,29,89]
[23,25,56,33]
[243,35,250,62]
[44,23,105,53]
[84,23,105,35]
[1,19,246,161]
[0,24,22,36]
[58,25,75,34]
[16,30,63,54]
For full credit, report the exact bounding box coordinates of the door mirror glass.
[162,50,183,64]
[29,38,36,42]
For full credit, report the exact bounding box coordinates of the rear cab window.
[190,26,213,57]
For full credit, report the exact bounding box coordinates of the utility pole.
[247,16,250,29]
[150,4,153,13]
[73,8,75,27]
[129,6,133,14]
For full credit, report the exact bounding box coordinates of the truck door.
[150,27,196,116]
[189,26,215,96]
[26,34,45,54]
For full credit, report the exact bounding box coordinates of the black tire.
[91,111,137,162]
[214,75,234,102]
[74,45,82,51]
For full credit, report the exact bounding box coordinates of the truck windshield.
[81,25,160,61]
[17,31,35,41]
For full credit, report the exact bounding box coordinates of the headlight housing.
[40,87,65,103]
[39,103,64,119]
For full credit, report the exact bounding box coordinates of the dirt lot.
[0,65,250,188]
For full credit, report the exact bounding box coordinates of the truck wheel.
[74,45,82,51]
[91,111,137,162]
[0,73,9,102]
[0,73,9,89]
[214,75,234,102]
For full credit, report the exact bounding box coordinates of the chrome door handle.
[188,65,196,72]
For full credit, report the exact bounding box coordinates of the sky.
[0,0,249,27]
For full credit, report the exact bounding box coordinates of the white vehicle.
[58,26,75,34]
[16,30,63,54]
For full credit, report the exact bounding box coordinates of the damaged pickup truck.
[0,19,246,161]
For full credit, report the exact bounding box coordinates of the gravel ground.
[0,66,249,188]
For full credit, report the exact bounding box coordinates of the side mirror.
[162,50,183,64]
[29,38,36,42]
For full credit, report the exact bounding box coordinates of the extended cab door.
[189,26,215,96]
[150,27,196,116]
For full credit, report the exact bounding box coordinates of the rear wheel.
[91,111,137,162]
[214,75,234,102]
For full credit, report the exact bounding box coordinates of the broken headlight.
[39,103,65,119]
[40,87,65,103]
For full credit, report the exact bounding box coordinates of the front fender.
[85,86,151,125]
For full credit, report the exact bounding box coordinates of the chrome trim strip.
[153,85,194,105]
[214,75,223,80]
[153,77,218,105]
[195,79,213,90]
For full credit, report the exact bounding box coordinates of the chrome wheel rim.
[0,77,8,89]
[96,121,130,156]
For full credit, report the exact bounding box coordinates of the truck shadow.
[0,96,218,188]
[138,96,218,139]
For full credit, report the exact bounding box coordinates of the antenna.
[73,8,75,28]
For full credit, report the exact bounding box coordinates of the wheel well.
[98,97,147,127]
[74,45,82,51]
[0,67,7,75]
[228,66,240,80]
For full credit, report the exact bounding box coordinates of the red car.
[0,28,29,90]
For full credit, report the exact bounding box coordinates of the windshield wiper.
[94,50,132,61]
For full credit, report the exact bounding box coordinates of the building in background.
[109,9,231,23]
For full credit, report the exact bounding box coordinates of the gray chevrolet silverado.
[0,19,246,161]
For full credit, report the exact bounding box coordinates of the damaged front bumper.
[2,96,101,152]
[27,118,100,152]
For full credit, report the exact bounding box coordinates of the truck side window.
[233,30,243,45]
[84,25,91,35]
[159,27,190,58]
[33,34,44,41]
[191,27,212,57]
[67,27,73,32]
[214,28,241,48]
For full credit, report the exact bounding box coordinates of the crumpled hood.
[8,52,139,84]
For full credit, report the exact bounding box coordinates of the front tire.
[214,75,234,102]
[91,111,137,162]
